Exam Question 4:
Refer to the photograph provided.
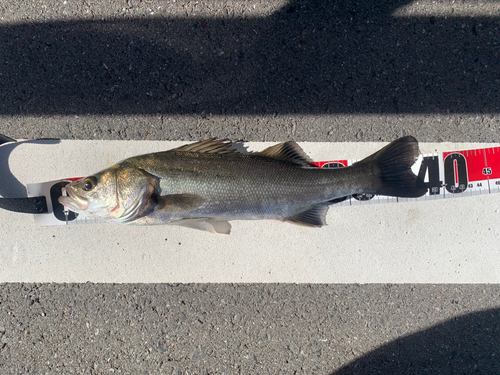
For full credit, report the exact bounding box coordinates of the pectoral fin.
[285,204,329,227]
[170,218,232,234]
[156,194,204,213]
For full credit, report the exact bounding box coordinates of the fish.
[58,136,426,234]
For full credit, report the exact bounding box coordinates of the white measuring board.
[1,140,498,283]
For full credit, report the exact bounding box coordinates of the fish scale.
[137,153,346,217]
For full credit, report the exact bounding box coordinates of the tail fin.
[355,136,427,198]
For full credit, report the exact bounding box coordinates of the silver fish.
[59,136,426,234]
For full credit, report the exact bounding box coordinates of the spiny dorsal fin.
[285,204,329,227]
[254,141,313,167]
[172,139,240,155]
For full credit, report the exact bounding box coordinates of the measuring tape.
[314,146,500,206]
[23,145,500,226]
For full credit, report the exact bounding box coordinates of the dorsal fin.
[254,141,313,167]
[172,139,240,155]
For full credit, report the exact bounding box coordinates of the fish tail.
[355,136,427,198]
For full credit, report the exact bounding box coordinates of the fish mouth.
[58,184,89,211]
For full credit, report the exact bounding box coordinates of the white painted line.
[0,140,499,283]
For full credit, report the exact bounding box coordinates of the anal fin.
[285,204,328,228]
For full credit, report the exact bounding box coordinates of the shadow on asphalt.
[330,307,500,374]
[1,0,499,115]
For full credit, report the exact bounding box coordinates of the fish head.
[58,164,156,222]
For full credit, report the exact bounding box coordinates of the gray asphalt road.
[1,1,499,374]
[1,284,499,374]
[0,0,499,143]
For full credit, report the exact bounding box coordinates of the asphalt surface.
[1,1,500,374]
[1,284,499,374]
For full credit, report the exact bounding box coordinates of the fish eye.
[82,176,97,191]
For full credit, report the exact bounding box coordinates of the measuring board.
[27,145,500,226]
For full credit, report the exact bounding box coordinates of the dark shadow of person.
[1,0,498,116]
[331,307,500,375]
